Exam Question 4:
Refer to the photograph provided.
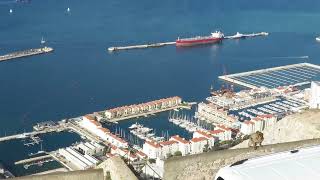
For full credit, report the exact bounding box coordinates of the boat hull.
[176,38,223,47]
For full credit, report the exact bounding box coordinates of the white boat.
[41,37,46,44]
[9,9,13,14]
[108,47,116,51]
[67,7,70,12]
[129,122,141,129]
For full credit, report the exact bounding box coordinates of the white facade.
[193,131,215,147]
[159,141,179,158]
[251,117,263,132]
[240,121,255,135]
[169,135,190,156]
[143,141,161,159]
[309,81,320,109]
[258,114,277,130]
[190,137,208,154]
[106,133,128,148]
[76,142,105,156]
[215,125,233,141]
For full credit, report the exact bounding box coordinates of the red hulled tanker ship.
[176,31,224,46]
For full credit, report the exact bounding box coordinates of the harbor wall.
[163,138,320,180]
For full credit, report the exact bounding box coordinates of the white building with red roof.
[110,145,138,162]
[106,133,128,148]
[215,125,232,141]
[169,135,190,156]
[159,140,179,158]
[193,130,215,147]
[240,120,255,135]
[190,137,208,154]
[143,140,161,159]
[251,117,264,132]
[258,114,277,129]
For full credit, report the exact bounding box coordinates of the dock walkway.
[108,42,175,52]
[0,125,66,143]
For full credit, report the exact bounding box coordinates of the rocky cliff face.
[234,109,320,149]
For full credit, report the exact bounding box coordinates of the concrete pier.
[108,42,175,52]
[14,155,51,165]
[0,47,53,62]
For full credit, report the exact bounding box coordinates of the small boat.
[129,122,141,129]
[67,7,70,12]
[108,47,116,51]
[316,36,320,42]
[41,37,46,44]
[9,9,13,14]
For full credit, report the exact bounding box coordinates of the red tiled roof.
[195,130,212,139]
[217,125,232,131]
[106,96,182,112]
[190,137,207,143]
[209,129,224,135]
[252,117,263,121]
[258,114,274,118]
[145,141,161,148]
[136,151,147,157]
[170,135,189,144]
[244,120,255,125]
[160,140,178,146]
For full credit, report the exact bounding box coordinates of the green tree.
[174,151,182,156]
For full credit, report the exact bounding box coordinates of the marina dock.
[0,123,66,143]
[0,47,53,62]
[219,63,320,89]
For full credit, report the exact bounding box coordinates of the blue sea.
[1,0,320,176]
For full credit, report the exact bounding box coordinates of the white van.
[214,145,320,180]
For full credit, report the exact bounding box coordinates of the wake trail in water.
[270,56,309,59]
